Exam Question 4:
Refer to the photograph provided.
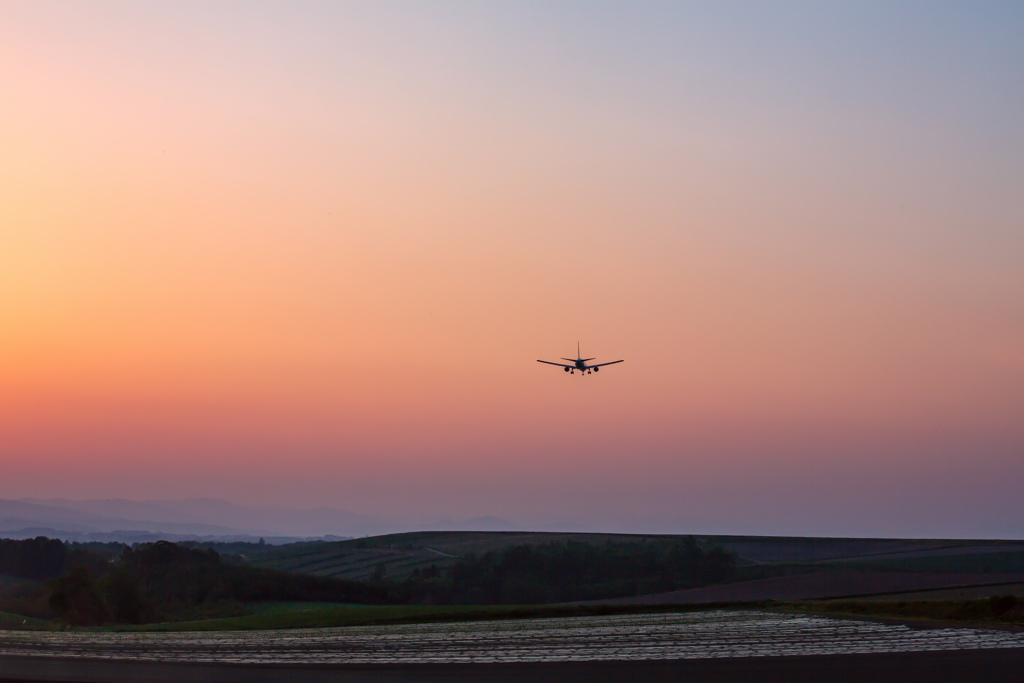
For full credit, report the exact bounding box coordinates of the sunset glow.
[2,2,1023,536]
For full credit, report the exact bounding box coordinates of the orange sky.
[2,3,1023,536]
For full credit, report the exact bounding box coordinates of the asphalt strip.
[2,649,1024,683]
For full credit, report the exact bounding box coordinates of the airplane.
[537,342,624,375]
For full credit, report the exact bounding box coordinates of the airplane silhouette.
[537,342,623,375]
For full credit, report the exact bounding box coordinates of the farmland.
[4,532,1024,632]
[246,531,700,581]
[244,531,1024,584]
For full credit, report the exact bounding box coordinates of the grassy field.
[8,597,1024,633]
[1,601,727,632]
[5,594,1024,633]
[0,610,51,629]
[129,602,728,632]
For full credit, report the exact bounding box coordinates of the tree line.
[1,536,736,625]
[402,537,736,604]
[1,539,389,625]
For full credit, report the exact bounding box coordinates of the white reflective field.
[2,611,1024,664]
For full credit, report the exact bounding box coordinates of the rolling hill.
[243,532,1024,599]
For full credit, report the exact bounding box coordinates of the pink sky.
[2,2,1023,537]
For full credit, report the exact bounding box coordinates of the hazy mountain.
[3,498,403,541]
[0,499,557,542]
[22,498,394,536]
[0,499,115,533]
[0,499,245,538]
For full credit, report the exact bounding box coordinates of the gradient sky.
[2,1,1023,537]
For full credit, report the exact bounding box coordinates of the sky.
[2,1,1023,538]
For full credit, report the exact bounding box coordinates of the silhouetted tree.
[0,537,68,579]
[48,566,109,625]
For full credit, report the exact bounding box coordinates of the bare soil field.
[592,572,1024,604]
[871,582,1024,601]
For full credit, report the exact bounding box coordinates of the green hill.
[248,532,699,580]
[245,532,1024,582]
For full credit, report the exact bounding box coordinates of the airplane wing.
[537,360,575,369]
[589,360,624,368]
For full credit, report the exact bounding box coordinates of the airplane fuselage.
[567,358,600,373]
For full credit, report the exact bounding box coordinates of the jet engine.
[564,367,570,372]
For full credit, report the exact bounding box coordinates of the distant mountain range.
[0,499,524,543]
